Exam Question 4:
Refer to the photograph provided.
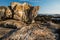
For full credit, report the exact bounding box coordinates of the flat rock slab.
[0,20,57,40]
[0,27,13,38]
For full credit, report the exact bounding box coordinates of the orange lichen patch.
[23,3,31,10]
[13,5,24,20]
[5,8,12,18]
[15,5,23,11]
[10,2,21,9]
[6,9,11,14]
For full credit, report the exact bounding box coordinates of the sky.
[0,0,60,14]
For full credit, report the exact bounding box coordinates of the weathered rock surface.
[0,2,60,40]
[10,2,39,23]
[0,22,56,40]
[0,6,12,20]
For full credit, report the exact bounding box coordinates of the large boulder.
[0,2,39,23]
[28,6,39,23]
[10,2,40,23]
[0,6,12,20]
[10,2,21,9]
